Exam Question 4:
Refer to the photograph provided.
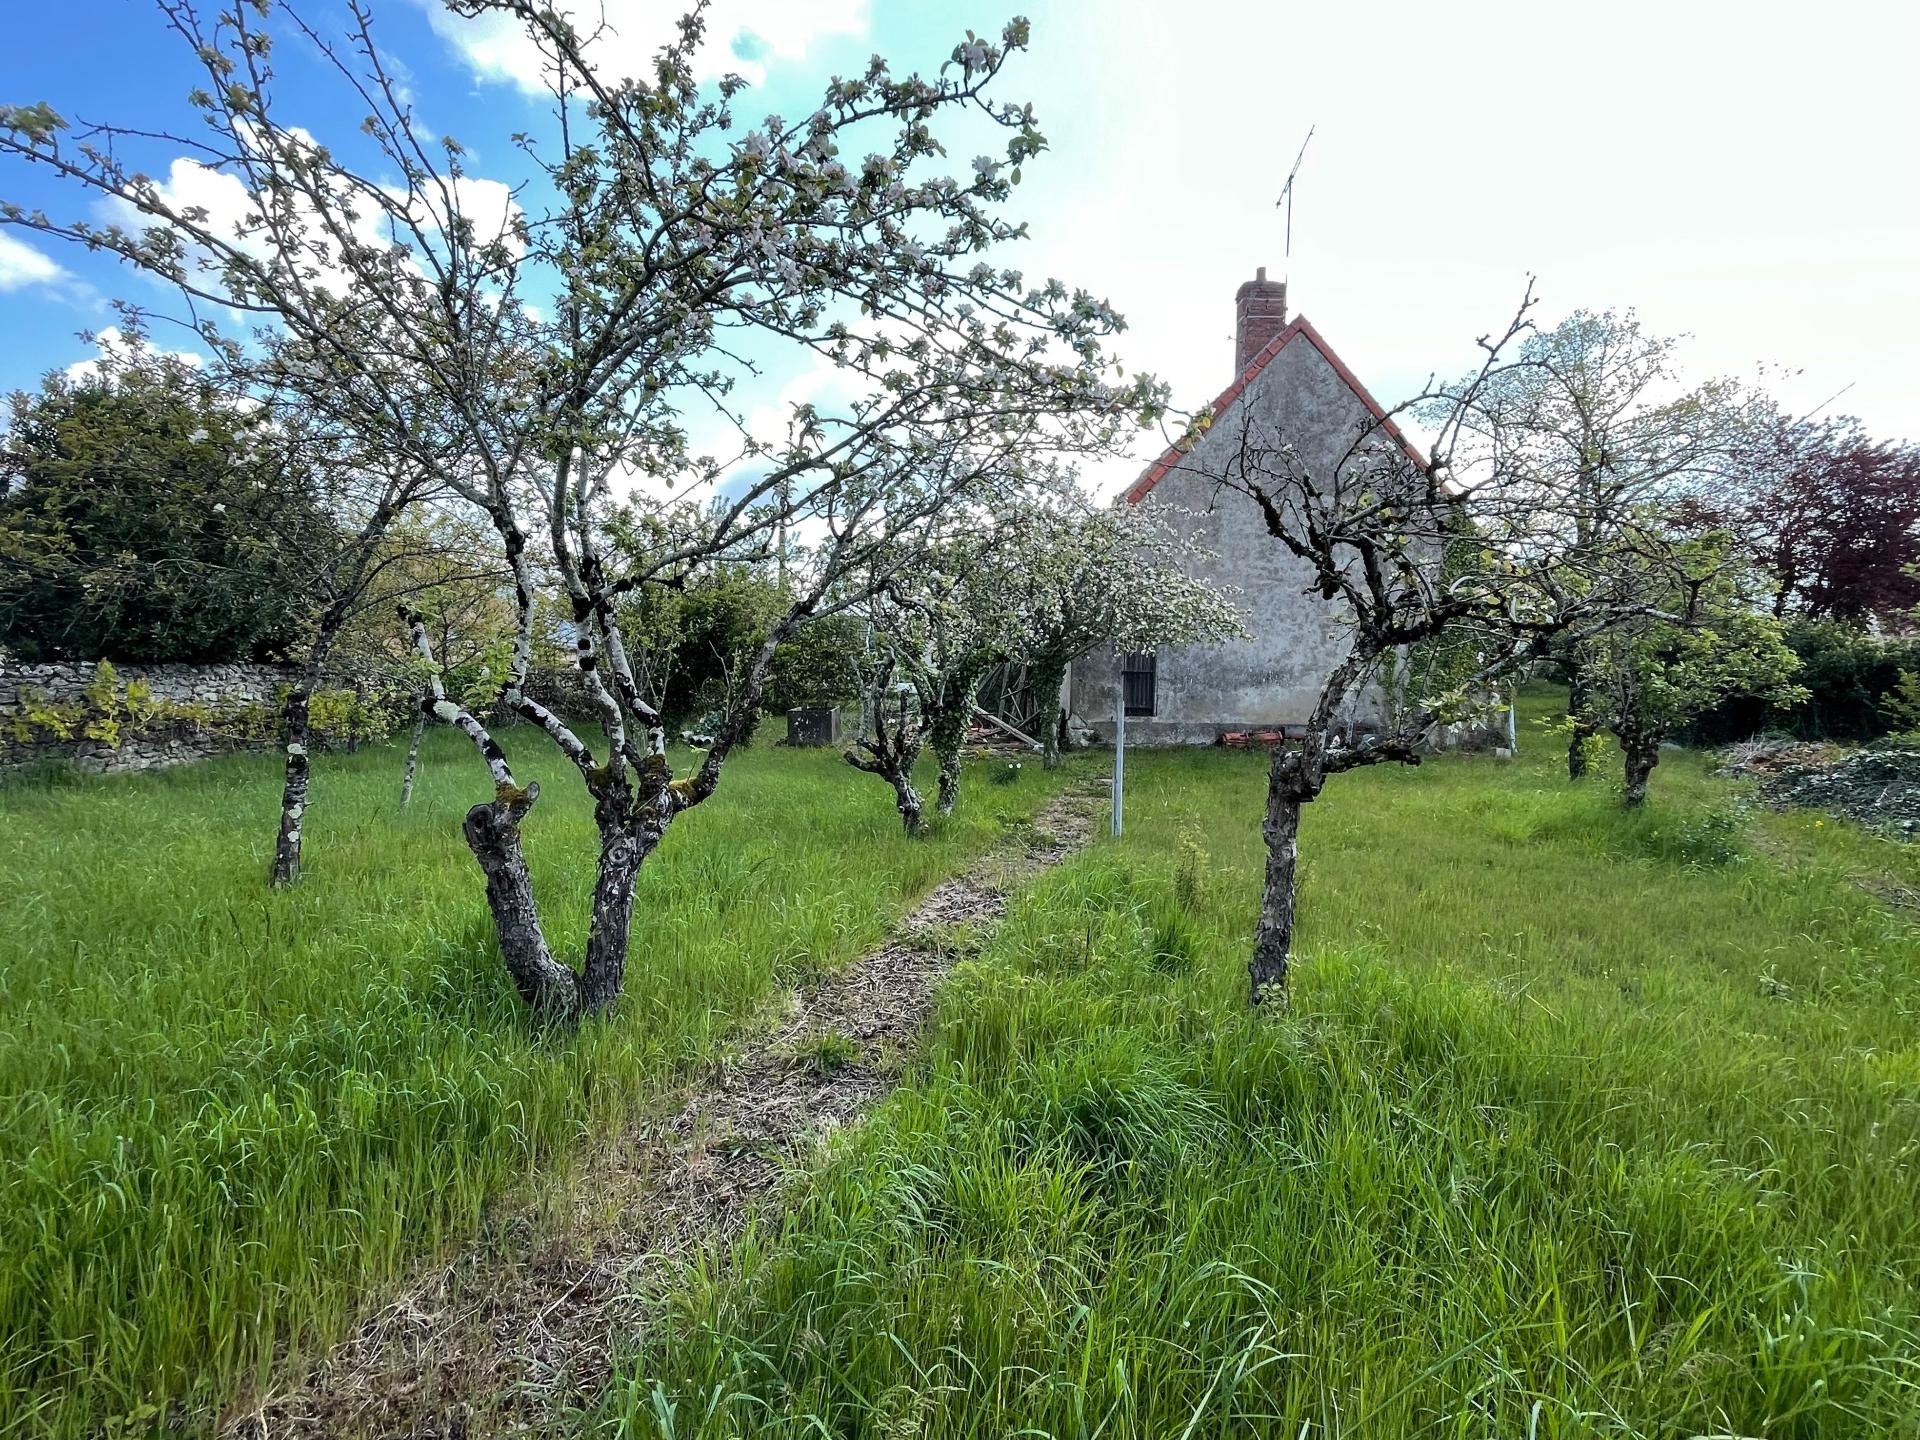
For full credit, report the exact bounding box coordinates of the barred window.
[1121,650,1157,717]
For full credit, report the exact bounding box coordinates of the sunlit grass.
[600,689,1920,1437]
[0,727,1076,1438]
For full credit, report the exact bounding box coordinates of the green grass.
[0,727,1076,1438]
[597,690,1920,1438]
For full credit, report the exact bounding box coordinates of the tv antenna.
[1274,125,1315,273]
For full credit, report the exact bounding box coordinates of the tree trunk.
[935,752,960,815]
[459,770,669,1023]
[270,605,355,887]
[930,662,989,814]
[895,776,926,836]
[576,825,648,1015]
[1034,658,1068,771]
[1566,670,1595,781]
[928,677,975,816]
[1621,731,1661,807]
[461,783,592,1020]
[845,681,928,836]
[1250,762,1307,1005]
[847,752,927,836]
[270,688,315,888]
[269,637,336,887]
[398,706,427,808]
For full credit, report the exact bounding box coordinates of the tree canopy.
[1572,530,1803,804]
[0,354,335,663]
[1729,412,1920,627]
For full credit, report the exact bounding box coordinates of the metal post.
[1111,659,1126,837]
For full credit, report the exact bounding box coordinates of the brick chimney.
[1234,266,1288,374]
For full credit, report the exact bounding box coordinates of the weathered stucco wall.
[1072,331,1393,745]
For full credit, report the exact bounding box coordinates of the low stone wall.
[15,727,277,776]
[1,660,295,777]
[0,660,291,711]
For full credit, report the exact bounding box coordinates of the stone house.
[1071,270,1429,746]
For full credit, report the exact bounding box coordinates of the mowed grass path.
[604,692,1920,1437]
[0,728,1076,1438]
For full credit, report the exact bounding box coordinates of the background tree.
[1446,309,1755,779]
[763,611,867,722]
[1199,293,1668,1003]
[0,345,461,883]
[605,520,865,736]
[1573,532,1803,805]
[329,512,515,807]
[1684,619,1920,743]
[1002,496,1246,768]
[840,525,1011,829]
[842,650,928,834]
[645,566,787,730]
[0,348,332,663]
[1728,411,1920,626]
[855,527,1027,817]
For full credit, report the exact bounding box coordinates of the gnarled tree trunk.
[891,776,926,834]
[846,683,928,835]
[462,782,587,1019]
[271,687,314,888]
[1620,728,1662,807]
[459,775,667,1022]
[935,751,961,815]
[1250,749,1317,1005]
[269,497,404,887]
[577,778,670,1014]
[927,659,986,816]
[1032,656,1069,770]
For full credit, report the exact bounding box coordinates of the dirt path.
[226,776,1106,1439]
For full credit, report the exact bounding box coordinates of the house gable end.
[1124,315,1426,504]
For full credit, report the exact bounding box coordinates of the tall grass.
[0,728,1073,1438]
[599,692,1920,1437]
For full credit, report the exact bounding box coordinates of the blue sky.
[5,0,1917,495]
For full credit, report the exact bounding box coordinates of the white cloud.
[986,0,1920,491]
[103,149,524,302]
[62,326,204,385]
[0,230,70,292]
[741,351,864,449]
[426,0,868,95]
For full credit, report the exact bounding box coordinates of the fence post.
[1111,657,1125,838]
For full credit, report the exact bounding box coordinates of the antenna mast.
[1275,125,1315,276]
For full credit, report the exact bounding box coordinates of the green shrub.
[1635,804,1748,867]
[1688,620,1920,742]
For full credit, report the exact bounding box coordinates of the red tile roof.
[1124,315,1429,504]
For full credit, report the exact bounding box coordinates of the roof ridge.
[1123,314,1426,504]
